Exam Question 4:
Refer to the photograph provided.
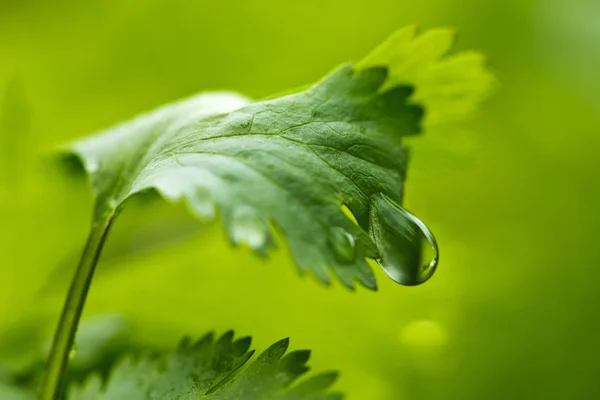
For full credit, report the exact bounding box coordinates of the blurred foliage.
[69,333,341,400]
[1,0,599,399]
[0,314,136,399]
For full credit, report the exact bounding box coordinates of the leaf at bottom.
[69,332,342,400]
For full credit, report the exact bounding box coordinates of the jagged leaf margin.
[69,332,342,400]
[63,27,494,288]
[358,25,496,125]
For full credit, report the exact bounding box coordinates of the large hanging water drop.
[368,193,438,286]
[328,227,356,264]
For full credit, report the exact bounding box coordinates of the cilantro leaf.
[64,27,493,289]
[69,332,341,400]
[358,26,496,125]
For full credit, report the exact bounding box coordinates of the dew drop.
[189,187,215,220]
[328,227,356,264]
[369,193,438,286]
[231,206,269,250]
[69,344,77,360]
[86,160,98,173]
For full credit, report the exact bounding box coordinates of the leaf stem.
[39,216,114,400]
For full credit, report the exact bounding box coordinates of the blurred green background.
[1,0,599,399]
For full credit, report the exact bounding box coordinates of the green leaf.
[69,332,342,400]
[358,26,496,125]
[64,27,493,288]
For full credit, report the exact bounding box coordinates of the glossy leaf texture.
[69,332,342,400]
[63,27,493,289]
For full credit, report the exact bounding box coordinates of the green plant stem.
[39,216,114,400]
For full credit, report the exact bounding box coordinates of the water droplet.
[189,187,215,220]
[369,193,438,286]
[231,206,270,250]
[328,227,356,264]
[86,159,98,174]
[69,344,77,360]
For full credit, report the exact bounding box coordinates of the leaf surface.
[358,26,496,125]
[65,27,493,288]
[69,332,341,400]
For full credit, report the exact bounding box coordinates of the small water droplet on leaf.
[231,206,270,251]
[328,227,356,264]
[86,160,98,173]
[369,193,438,286]
[189,187,215,220]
